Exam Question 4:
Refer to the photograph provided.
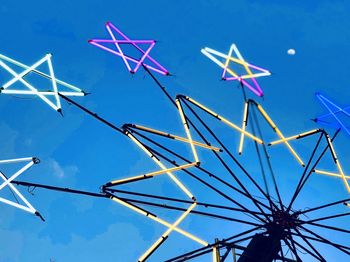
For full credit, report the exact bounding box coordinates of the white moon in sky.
[287,49,296,55]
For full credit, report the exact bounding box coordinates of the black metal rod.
[58,93,124,135]
[126,126,273,214]
[291,238,322,261]
[293,227,326,261]
[303,221,350,234]
[142,65,275,218]
[289,129,340,211]
[165,226,262,262]
[251,103,285,211]
[12,180,107,198]
[180,97,277,214]
[289,232,350,251]
[283,237,302,262]
[299,197,350,215]
[118,196,261,226]
[299,225,350,255]
[287,132,325,211]
[125,127,269,223]
[302,211,350,224]
[105,188,270,217]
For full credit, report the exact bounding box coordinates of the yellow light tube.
[111,196,148,216]
[150,214,208,246]
[176,99,200,163]
[109,162,198,186]
[238,101,249,154]
[314,169,350,179]
[316,134,350,192]
[184,96,263,144]
[213,247,220,262]
[111,196,208,246]
[133,124,221,151]
[336,161,350,192]
[138,203,197,262]
[257,104,305,166]
[138,236,166,262]
[126,132,195,200]
[269,129,320,146]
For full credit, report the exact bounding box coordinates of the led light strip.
[315,93,350,136]
[269,129,321,146]
[89,22,169,75]
[0,53,83,92]
[111,197,207,246]
[131,124,221,151]
[256,104,305,166]
[0,53,85,112]
[108,162,198,186]
[176,98,200,163]
[238,101,249,154]
[0,157,39,215]
[138,202,198,261]
[125,131,195,200]
[201,44,270,97]
[182,96,263,144]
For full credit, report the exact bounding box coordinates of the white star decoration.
[0,157,41,218]
[0,53,86,112]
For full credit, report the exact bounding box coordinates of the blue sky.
[0,0,350,261]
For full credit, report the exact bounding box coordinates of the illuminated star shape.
[201,44,271,97]
[0,157,43,220]
[314,93,350,136]
[0,53,86,113]
[88,21,169,75]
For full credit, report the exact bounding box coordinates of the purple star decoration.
[89,22,169,75]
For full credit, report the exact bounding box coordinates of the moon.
[287,49,296,55]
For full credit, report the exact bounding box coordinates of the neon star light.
[89,22,169,75]
[0,157,42,218]
[103,97,215,261]
[314,93,350,136]
[0,53,85,112]
[201,44,271,97]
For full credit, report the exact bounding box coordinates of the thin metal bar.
[126,127,271,222]
[293,227,326,261]
[287,132,325,211]
[105,188,269,217]
[12,180,107,198]
[181,97,278,213]
[58,93,124,135]
[299,225,350,255]
[299,197,350,215]
[118,196,261,226]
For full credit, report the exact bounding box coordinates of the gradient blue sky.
[0,1,350,261]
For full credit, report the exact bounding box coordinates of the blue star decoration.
[313,93,350,136]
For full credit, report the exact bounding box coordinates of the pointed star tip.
[32,157,40,164]
[35,211,45,222]
[87,39,93,43]
[122,123,131,129]
[57,109,64,117]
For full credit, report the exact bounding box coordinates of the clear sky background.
[0,1,350,261]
